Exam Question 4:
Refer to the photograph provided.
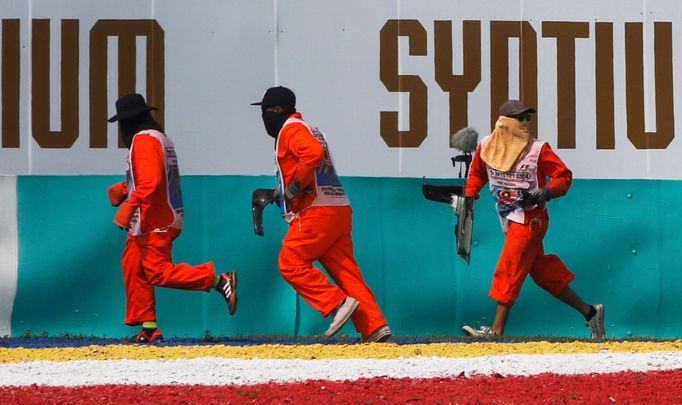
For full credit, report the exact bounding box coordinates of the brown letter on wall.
[2,19,20,148]
[434,20,481,140]
[542,22,589,149]
[490,21,538,135]
[625,22,674,149]
[90,20,164,148]
[379,19,427,148]
[595,23,615,149]
[32,19,79,148]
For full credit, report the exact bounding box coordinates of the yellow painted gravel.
[2,340,682,363]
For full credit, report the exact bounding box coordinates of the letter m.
[90,20,164,148]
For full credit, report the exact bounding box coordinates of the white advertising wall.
[0,0,680,179]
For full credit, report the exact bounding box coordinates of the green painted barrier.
[12,176,682,338]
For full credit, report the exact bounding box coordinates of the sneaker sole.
[228,272,238,315]
[323,300,359,338]
[462,325,477,337]
[131,333,164,344]
[363,330,392,343]
[462,326,499,339]
[592,304,605,339]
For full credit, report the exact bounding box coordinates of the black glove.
[516,187,553,208]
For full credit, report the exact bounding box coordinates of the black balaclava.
[120,111,164,148]
[262,106,294,139]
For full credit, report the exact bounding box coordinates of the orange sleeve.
[287,124,324,188]
[127,134,164,207]
[537,143,572,198]
[107,181,128,206]
[464,145,488,199]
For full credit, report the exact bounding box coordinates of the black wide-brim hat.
[108,93,156,122]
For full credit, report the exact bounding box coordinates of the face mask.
[262,111,288,138]
[119,120,137,148]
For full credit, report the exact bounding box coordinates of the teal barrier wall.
[12,176,682,338]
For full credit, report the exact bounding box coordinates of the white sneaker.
[462,325,498,337]
[323,297,359,338]
[586,304,606,339]
[362,325,392,343]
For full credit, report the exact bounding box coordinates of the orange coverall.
[276,113,388,339]
[465,142,574,307]
[118,131,215,326]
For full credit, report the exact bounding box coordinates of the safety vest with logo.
[126,129,184,236]
[275,118,350,222]
[481,136,545,228]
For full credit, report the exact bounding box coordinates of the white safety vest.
[275,118,350,222]
[481,136,545,229]
[126,129,184,235]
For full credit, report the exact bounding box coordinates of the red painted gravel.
[1,370,679,404]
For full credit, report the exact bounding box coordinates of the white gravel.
[1,351,681,386]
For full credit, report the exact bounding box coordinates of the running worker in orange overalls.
[462,100,605,339]
[107,93,237,343]
[251,86,391,342]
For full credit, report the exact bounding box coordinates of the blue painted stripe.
[1,336,679,349]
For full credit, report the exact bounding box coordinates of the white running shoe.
[323,297,359,338]
[462,325,498,337]
[586,304,606,339]
[362,325,392,343]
